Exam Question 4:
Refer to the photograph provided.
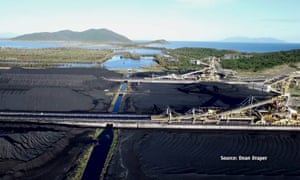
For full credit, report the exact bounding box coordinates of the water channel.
[81,128,113,180]
[112,82,128,113]
[82,73,129,180]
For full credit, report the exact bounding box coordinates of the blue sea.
[0,40,61,49]
[1,39,300,53]
[152,41,300,53]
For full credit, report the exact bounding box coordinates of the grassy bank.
[70,128,103,180]
[100,129,119,180]
[120,52,141,60]
[0,48,114,65]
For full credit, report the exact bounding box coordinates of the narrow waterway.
[81,128,113,180]
[112,82,127,114]
[82,74,129,180]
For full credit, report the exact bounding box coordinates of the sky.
[0,0,300,42]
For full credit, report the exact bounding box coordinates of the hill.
[145,39,168,44]
[137,39,169,47]
[12,28,132,44]
[222,36,285,43]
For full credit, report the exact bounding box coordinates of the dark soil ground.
[0,67,122,112]
[106,129,300,180]
[0,123,96,180]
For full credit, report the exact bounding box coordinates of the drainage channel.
[82,73,129,180]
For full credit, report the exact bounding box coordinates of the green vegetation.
[221,49,300,72]
[71,129,103,180]
[90,128,104,140]
[13,28,132,44]
[71,146,93,180]
[157,48,300,73]
[290,84,300,97]
[167,47,238,59]
[0,48,114,67]
[100,130,119,180]
[153,55,177,70]
[120,52,141,60]
[157,48,238,71]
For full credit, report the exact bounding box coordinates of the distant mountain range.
[12,28,132,44]
[222,37,285,43]
[9,30,286,44]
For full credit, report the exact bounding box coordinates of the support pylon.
[166,106,172,123]
[192,108,196,124]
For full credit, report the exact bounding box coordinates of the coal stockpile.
[0,123,95,180]
[122,82,274,114]
[0,68,121,112]
[106,129,300,180]
[0,67,122,77]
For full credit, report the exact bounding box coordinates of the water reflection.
[114,48,162,55]
[102,55,157,70]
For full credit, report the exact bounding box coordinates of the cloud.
[176,0,237,8]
